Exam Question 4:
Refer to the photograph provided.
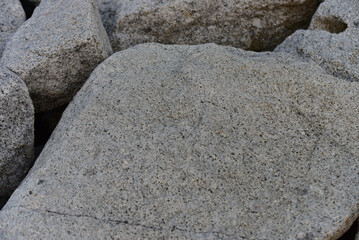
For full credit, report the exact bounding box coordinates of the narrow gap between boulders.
[34,104,68,159]
[0,104,68,211]
[253,0,322,52]
[19,0,37,19]
[1,2,356,240]
[338,218,358,240]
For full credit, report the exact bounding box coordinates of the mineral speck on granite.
[0,0,113,112]
[0,43,358,240]
[0,66,34,197]
[0,0,25,57]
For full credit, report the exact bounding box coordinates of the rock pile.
[1,0,113,112]
[28,0,322,52]
[0,0,358,239]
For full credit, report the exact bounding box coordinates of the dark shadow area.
[0,196,10,210]
[19,0,37,19]
[313,16,348,34]
[338,218,358,240]
[0,105,67,211]
[34,104,68,159]
[0,105,67,210]
[251,0,322,52]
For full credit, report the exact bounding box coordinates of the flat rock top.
[1,44,359,240]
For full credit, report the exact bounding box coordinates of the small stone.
[0,0,26,57]
[1,0,113,112]
[0,66,34,197]
[0,43,358,240]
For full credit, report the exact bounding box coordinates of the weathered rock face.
[275,0,359,82]
[1,43,359,240]
[0,0,113,112]
[0,0,26,57]
[97,0,321,52]
[0,67,34,197]
[29,0,321,52]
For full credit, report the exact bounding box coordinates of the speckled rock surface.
[0,43,358,240]
[0,66,34,197]
[0,0,113,112]
[275,0,359,82]
[0,0,25,57]
[97,0,320,52]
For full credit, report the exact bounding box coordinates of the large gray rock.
[1,0,113,112]
[97,0,320,52]
[0,66,34,197]
[275,0,359,82]
[0,0,26,57]
[1,43,359,240]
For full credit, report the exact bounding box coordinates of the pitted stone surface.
[1,0,113,112]
[96,0,320,52]
[0,66,34,197]
[0,0,25,57]
[275,0,359,83]
[0,43,359,240]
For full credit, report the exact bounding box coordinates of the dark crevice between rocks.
[314,16,348,34]
[252,0,322,52]
[19,0,37,19]
[338,218,358,240]
[0,105,68,211]
[35,104,68,159]
[0,196,9,210]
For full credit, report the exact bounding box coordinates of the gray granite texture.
[0,66,34,197]
[275,0,359,83]
[0,43,359,240]
[0,0,113,112]
[96,0,320,52]
[0,0,26,57]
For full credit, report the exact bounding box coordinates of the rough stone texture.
[0,66,34,197]
[95,0,320,52]
[1,43,359,240]
[0,0,26,57]
[0,0,113,112]
[275,0,359,82]
[24,0,321,52]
